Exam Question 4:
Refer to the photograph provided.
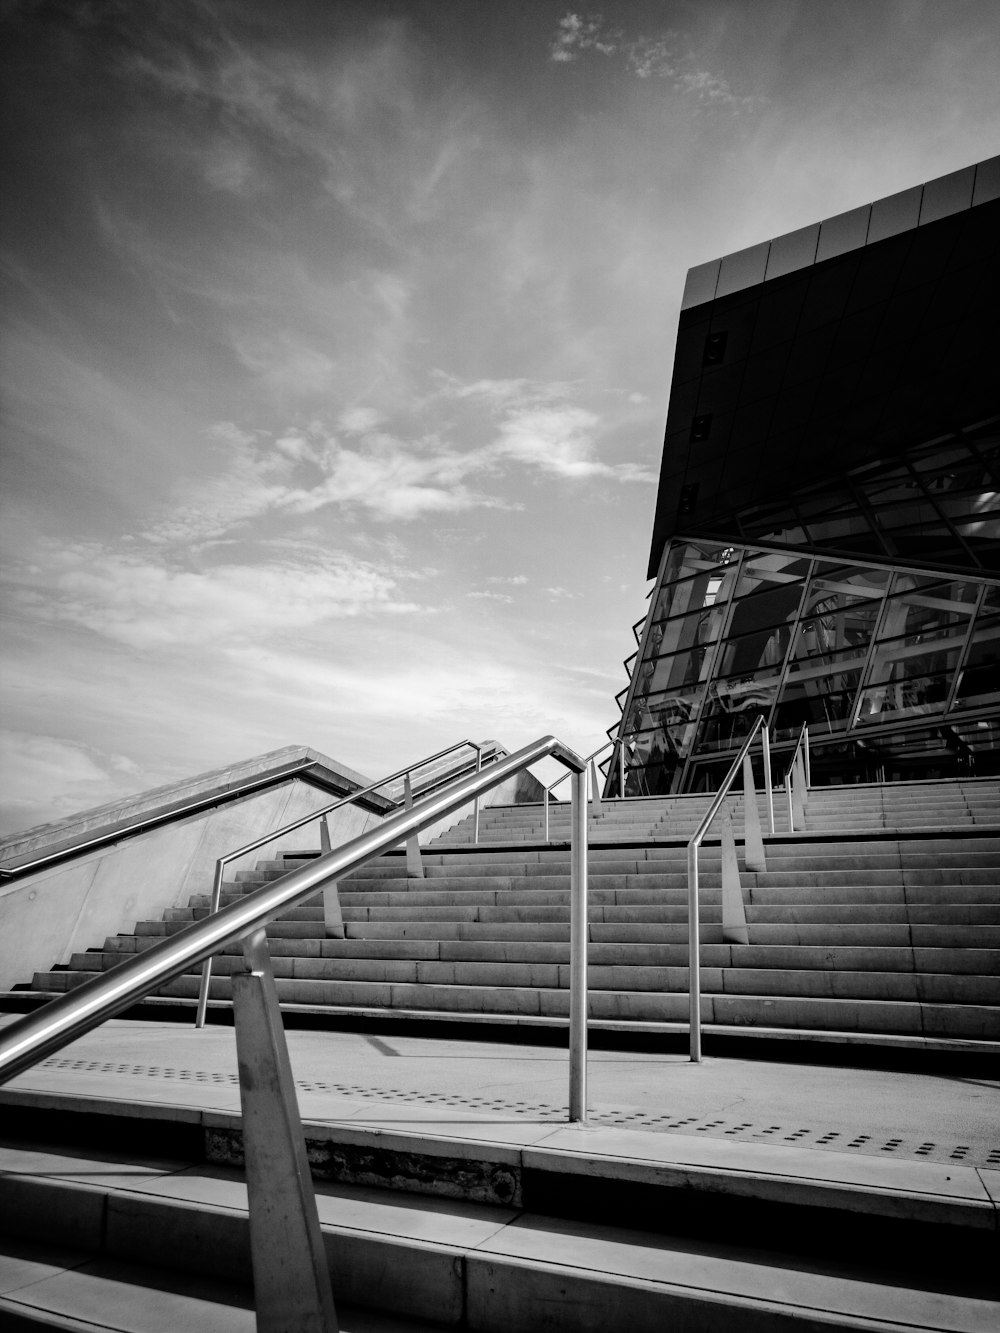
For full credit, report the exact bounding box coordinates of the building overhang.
[648,156,1000,579]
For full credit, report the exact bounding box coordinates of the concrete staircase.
[16,779,1000,1051]
[1,1088,997,1331]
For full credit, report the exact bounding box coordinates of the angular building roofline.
[680,155,1000,313]
[647,154,1000,579]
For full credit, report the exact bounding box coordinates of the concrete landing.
[2,1014,997,1175]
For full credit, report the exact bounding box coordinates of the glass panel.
[625,685,705,744]
[857,671,956,722]
[636,645,714,695]
[866,637,964,687]
[697,670,780,752]
[651,562,740,624]
[717,623,795,676]
[647,605,725,658]
[807,562,890,605]
[952,590,1000,708]
[661,540,740,589]
[772,676,860,738]
[877,575,979,638]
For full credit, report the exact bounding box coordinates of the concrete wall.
[0,778,385,991]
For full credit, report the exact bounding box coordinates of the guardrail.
[0,735,589,1332]
[686,715,771,1063]
[194,738,495,1026]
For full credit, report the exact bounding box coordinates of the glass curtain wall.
[616,539,1000,795]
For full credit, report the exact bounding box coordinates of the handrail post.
[761,725,774,836]
[618,740,626,799]
[568,767,588,1121]
[233,928,339,1331]
[804,727,812,788]
[544,788,550,843]
[403,774,424,878]
[785,771,794,832]
[195,858,225,1029]
[473,744,482,844]
[686,834,702,1063]
[589,758,603,815]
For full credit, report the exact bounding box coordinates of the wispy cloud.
[0,732,145,834]
[466,590,513,603]
[549,12,762,112]
[4,541,420,651]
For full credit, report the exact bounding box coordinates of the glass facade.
[622,173,1000,795]
[613,437,1000,794]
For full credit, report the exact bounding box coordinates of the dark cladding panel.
[919,166,975,225]
[844,233,912,313]
[867,185,923,244]
[681,259,721,310]
[797,253,861,333]
[748,274,810,352]
[765,224,820,280]
[716,241,770,298]
[972,155,1000,206]
[815,205,870,262]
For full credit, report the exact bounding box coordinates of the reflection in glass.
[620,523,999,792]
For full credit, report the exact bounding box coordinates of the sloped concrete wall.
[0,778,384,991]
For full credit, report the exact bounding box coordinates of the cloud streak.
[549,11,762,112]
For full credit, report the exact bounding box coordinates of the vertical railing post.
[792,749,806,829]
[233,929,339,1332]
[741,752,766,873]
[472,745,482,844]
[686,833,702,1063]
[589,758,603,815]
[803,727,812,789]
[619,740,626,799]
[195,858,225,1029]
[720,810,749,945]
[761,725,774,835]
[568,767,588,1122]
[544,788,550,843]
[403,774,424,878]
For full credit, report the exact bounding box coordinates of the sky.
[2,0,999,836]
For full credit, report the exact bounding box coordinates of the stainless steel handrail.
[0,735,590,1119]
[0,757,324,881]
[194,738,496,1026]
[784,723,810,832]
[686,715,770,1064]
[543,739,623,840]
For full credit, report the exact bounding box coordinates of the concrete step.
[61,954,1000,1006]
[44,970,990,1037]
[2,1114,997,1333]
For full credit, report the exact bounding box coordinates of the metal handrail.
[543,739,623,841]
[194,738,495,1026]
[0,735,590,1117]
[0,741,592,1114]
[686,715,770,1064]
[0,757,325,881]
[784,723,810,832]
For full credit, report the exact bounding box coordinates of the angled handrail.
[0,734,591,1119]
[686,715,770,1063]
[194,738,494,1025]
[543,739,624,841]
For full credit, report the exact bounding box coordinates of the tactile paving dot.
[34,1058,998,1165]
